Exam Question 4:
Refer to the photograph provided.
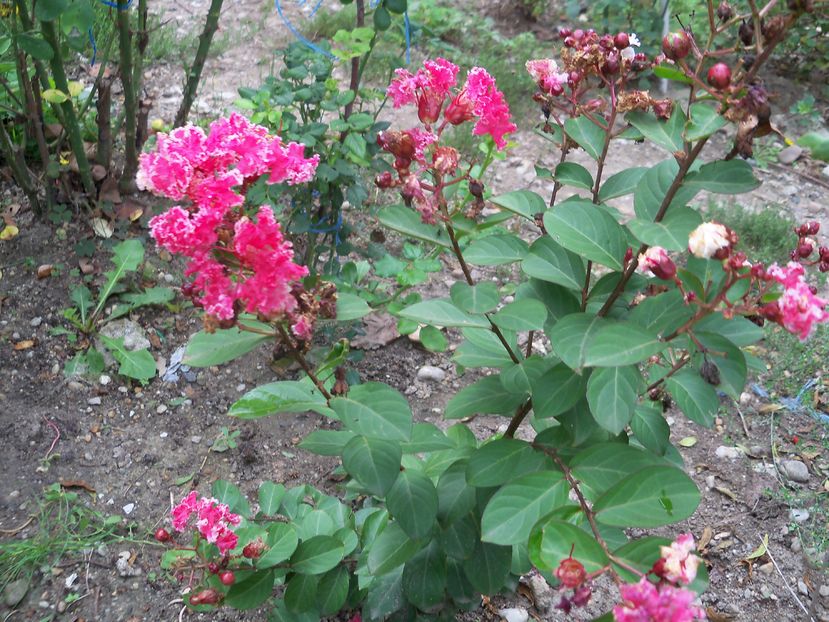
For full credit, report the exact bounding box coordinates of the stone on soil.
[417,365,446,382]
[777,145,803,164]
[3,578,29,608]
[715,446,741,459]
[498,608,529,622]
[782,459,810,483]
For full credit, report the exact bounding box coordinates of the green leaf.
[695,313,763,346]
[387,470,439,540]
[42,88,68,103]
[98,336,155,382]
[436,461,477,526]
[666,370,719,427]
[694,332,747,400]
[378,205,451,248]
[17,33,54,60]
[211,480,250,516]
[586,366,642,434]
[399,298,489,328]
[612,537,710,593]
[627,206,702,251]
[290,535,344,574]
[401,423,455,453]
[419,325,448,352]
[110,287,175,320]
[683,160,760,194]
[544,200,627,270]
[626,107,686,154]
[34,0,68,21]
[634,159,700,221]
[259,482,286,515]
[529,518,609,573]
[564,116,606,160]
[653,63,694,84]
[686,103,727,141]
[517,279,581,330]
[463,541,512,594]
[332,382,412,441]
[224,569,275,610]
[630,404,671,456]
[402,541,446,610]
[548,313,609,370]
[445,375,526,420]
[367,522,423,575]
[489,190,546,220]
[554,162,593,190]
[583,322,665,367]
[531,363,588,419]
[258,523,299,567]
[481,471,567,545]
[336,292,371,321]
[598,167,647,202]
[229,381,334,419]
[464,235,529,265]
[366,567,405,619]
[521,237,586,291]
[284,572,318,613]
[570,443,667,500]
[300,430,356,456]
[798,131,829,161]
[491,299,547,332]
[466,439,549,487]
[593,466,700,527]
[93,240,145,319]
[317,566,349,615]
[342,435,402,496]
[183,324,271,367]
[629,289,694,337]
[450,282,500,314]
[70,285,92,326]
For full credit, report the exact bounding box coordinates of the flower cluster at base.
[140,113,328,337]
[170,491,242,555]
[613,534,706,622]
[376,58,516,224]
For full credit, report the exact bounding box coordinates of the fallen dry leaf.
[698,526,713,551]
[704,608,735,622]
[91,217,114,239]
[351,312,400,349]
[13,340,35,350]
[79,258,95,275]
[714,486,739,502]
[116,200,143,221]
[0,225,19,240]
[678,436,697,447]
[759,403,784,413]
[98,177,121,204]
[59,479,97,493]
[37,264,53,279]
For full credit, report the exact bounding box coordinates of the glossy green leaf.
[387,470,439,540]
[630,404,671,456]
[225,569,275,610]
[694,313,763,347]
[665,370,719,427]
[366,567,405,620]
[570,443,667,500]
[99,336,155,382]
[284,572,318,612]
[35,0,68,21]
[593,466,700,527]
[445,375,526,420]
[633,159,700,221]
[481,471,568,545]
[517,279,581,331]
[399,299,489,328]
[453,327,517,368]
[466,439,549,487]
[463,541,511,595]
[627,206,702,251]
[290,535,344,574]
[529,518,609,573]
[450,281,500,314]
[401,423,455,453]
[183,324,271,367]
[377,205,451,248]
[583,322,665,367]
[531,363,588,419]
[17,33,54,60]
[342,435,402,496]
[686,103,727,141]
[491,299,547,332]
[332,382,412,441]
[684,160,760,195]
[336,292,371,320]
[258,523,299,567]
[548,313,609,370]
[564,116,606,160]
[367,522,423,575]
[402,541,446,610]
[489,190,546,220]
[544,200,627,270]
[230,381,334,419]
[586,366,642,434]
[555,162,593,190]
[212,480,250,516]
[299,430,356,456]
[598,167,647,202]
[259,481,286,515]
[436,461,477,526]
[521,237,586,291]
[629,289,694,336]
[464,234,529,265]
[318,566,349,615]
[627,107,687,153]
[694,332,747,400]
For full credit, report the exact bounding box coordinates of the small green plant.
[62,239,173,383]
[212,427,241,453]
[707,203,796,264]
[0,484,133,593]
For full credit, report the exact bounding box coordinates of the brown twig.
[275,325,333,401]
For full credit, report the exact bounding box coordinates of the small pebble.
[791,538,802,553]
[11,331,20,340]
[190,436,202,444]
[819,585,829,598]
[68,381,84,392]
[122,503,135,515]
[99,374,111,386]
[715,445,741,459]
[798,579,809,596]
[30,317,42,327]
[38,600,50,609]
[758,562,774,575]
[87,397,102,406]
[417,365,446,382]
[498,608,528,622]
[50,363,60,375]
[790,509,810,523]
[156,404,167,414]
[705,475,716,489]
[782,460,810,483]
[159,432,168,438]
[739,391,752,405]
[236,383,246,392]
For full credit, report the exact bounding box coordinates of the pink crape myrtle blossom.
[613,578,706,622]
[171,491,242,556]
[764,262,829,340]
[387,58,460,122]
[407,128,439,163]
[688,222,731,259]
[233,207,309,317]
[446,68,517,149]
[657,533,701,585]
[637,246,677,281]
[525,58,569,96]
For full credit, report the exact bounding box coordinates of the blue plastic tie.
[309,209,343,246]
[308,0,325,17]
[404,11,410,64]
[98,0,133,8]
[274,0,336,59]
[88,28,97,65]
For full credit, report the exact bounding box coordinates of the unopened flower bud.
[375,171,394,189]
[638,247,676,280]
[208,562,220,574]
[662,31,692,60]
[599,34,615,50]
[564,36,577,48]
[717,1,733,21]
[614,32,630,49]
[739,21,755,46]
[797,241,814,258]
[573,29,585,40]
[707,63,732,89]
[555,596,572,614]
[651,98,673,120]
[559,27,572,38]
[602,54,620,75]
[242,538,266,559]
[219,571,235,586]
[190,588,222,606]
[154,528,171,542]
[417,92,443,124]
[572,585,592,607]
[688,222,732,258]
[555,556,587,589]
[750,263,767,279]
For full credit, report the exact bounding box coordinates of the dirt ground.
[2,1,829,621]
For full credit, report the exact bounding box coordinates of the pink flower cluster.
[387,58,516,149]
[655,534,701,585]
[525,58,569,96]
[613,578,706,622]
[763,262,829,340]
[171,491,242,555]
[142,114,318,321]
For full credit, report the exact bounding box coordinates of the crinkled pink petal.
[387,68,421,108]
[189,170,245,210]
[292,316,313,340]
[614,578,705,622]
[406,128,438,162]
[171,491,200,531]
[265,139,320,185]
[149,206,196,255]
[137,151,193,200]
[768,262,829,340]
[423,58,460,95]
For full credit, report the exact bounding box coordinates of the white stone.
[782,460,809,483]
[498,608,529,622]
[87,397,102,406]
[715,445,741,459]
[99,375,111,386]
[122,503,135,515]
[790,509,810,523]
[156,404,167,414]
[30,317,42,327]
[417,366,446,382]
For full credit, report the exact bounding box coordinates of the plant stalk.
[117,5,138,192]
